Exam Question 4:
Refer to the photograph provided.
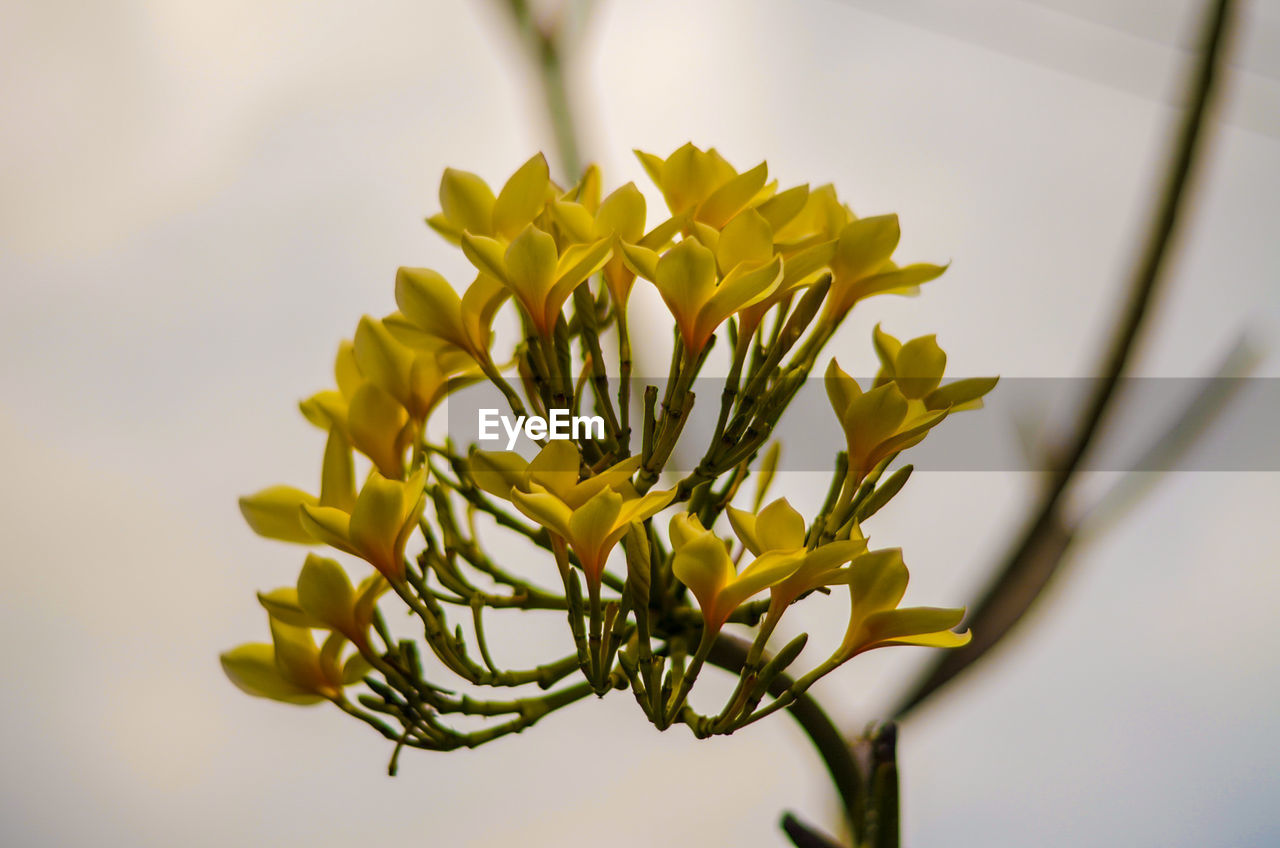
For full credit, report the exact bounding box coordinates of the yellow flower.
[669,513,806,633]
[468,439,640,505]
[220,617,368,705]
[351,315,476,423]
[470,441,673,586]
[298,337,415,479]
[832,548,970,660]
[622,236,781,354]
[592,182,648,306]
[426,153,555,243]
[726,498,868,612]
[256,554,388,649]
[461,224,612,337]
[824,214,947,321]
[514,484,675,587]
[299,469,426,581]
[387,269,509,365]
[825,358,948,483]
[635,143,772,227]
[870,324,998,409]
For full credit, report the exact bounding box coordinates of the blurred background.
[1,0,1277,845]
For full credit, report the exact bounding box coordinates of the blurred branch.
[1081,334,1260,536]
[892,0,1237,720]
[495,0,590,178]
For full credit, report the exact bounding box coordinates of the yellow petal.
[394,268,467,351]
[460,232,509,283]
[619,241,660,281]
[239,486,320,544]
[299,504,358,556]
[594,182,646,242]
[504,225,559,323]
[269,618,329,692]
[550,199,596,244]
[614,487,676,525]
[841,384,908,472]
[334,341,362,400]
[699,255,782,338]
[468,449,529,500]
[221,643,325,705]
[297,554,357,635]
[698,161,768,228]
[349,472,419,580]
[320,429,356,511]
[714,208,774,273]
[851,262,948,302]
[256,587,320,627]
[871,324,903,375]
[864,607,966,644]
[671,527,735,619]
[459,273,510,355]
[633,149,665,185]
[353,316,414,405]
[654,238,717,349]
[924,376,999,412]
[668,512,706,551]
[439,167,495,237]
[754,498,807,551]
[526,439,582,500]
[756,184,810,231]
[831,215,900,283]
[824,359,862,420]
[726,505,763,556]
[493,153,550,240]
[894,335,947,399]
[347,382,410,479]
[567,488,624,576]
[847,548,909,615]
[511,486,574,538]
[719,549,807,615]
[299,390,348,434]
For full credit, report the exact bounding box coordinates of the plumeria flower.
[387,268,509,366]
[871,325,999,411]
[468,439,640,505]
[825,358,949,484]
[669,513,807,636]
[426,153,555,244]
[220,617,369,705]
[513,484,675,589]
[824,214,948,322]
[296,338,414,480]
[300,469,427,581]
[470,441,672,587]
[831,548,970,660]
[256,554,388,649]
[621,236,782,355]
[460,224,612,337]
[635,143,772,228]
[726,498,869,614]
[351,315,478,424]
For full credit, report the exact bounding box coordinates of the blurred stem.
[499,0,585,178]
[892,0,1237,720]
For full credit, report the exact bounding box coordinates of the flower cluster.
[224,144,996,759]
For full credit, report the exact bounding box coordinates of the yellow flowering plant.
[223,144,996,767]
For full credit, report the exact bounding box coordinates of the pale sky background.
[1,0,1278,846]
